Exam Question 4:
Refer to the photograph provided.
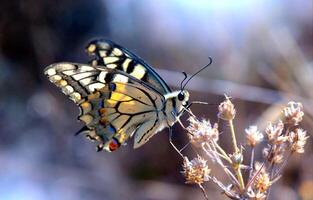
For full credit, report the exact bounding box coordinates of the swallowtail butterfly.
[44,39,209,152]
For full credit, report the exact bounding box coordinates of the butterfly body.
[45,40,189,152]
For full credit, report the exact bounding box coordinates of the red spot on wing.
[109,138,120,151]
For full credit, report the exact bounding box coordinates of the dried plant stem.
[198,184,209,200]
[235,168,245,192]
[246,146,273,190]
[211,149,230,162]
[203,144,240,186]
[249,148,255,179]
[229,120,239,152]
[274,151,292,178]
[228,119,245,191]
[213,142,232,163]
[180,99,307,200]
[211,176,239,199]
[265,164,275,200]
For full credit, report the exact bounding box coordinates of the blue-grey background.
[0,1,312,200]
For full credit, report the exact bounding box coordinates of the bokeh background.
[0,1,312,200]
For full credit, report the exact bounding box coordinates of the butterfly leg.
[177,101,210,119]
[179,141,191,153]
[168,127,184,158]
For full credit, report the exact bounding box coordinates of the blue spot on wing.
[108,125,116,134]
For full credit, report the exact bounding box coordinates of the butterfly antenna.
[182,57,213,90]
[180,71,188,90]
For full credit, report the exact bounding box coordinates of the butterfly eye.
[178,92,185,101]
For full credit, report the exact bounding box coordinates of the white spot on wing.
[62,85,74,94]
[79,65,95,72]
[55,63,76,71]
[72,72,95,80]
[106,64,117,69]
[79,78,93,85]
[70,92,81,102]
[62,70,76,76]
[112,48,123,56]
[103,57,119,64]
[50,75,62,82]
[98,71,108,83]
[45,68,56,76]
[130,65,146,79]
[88,83,105,92]
[113,74,128,83]
[122,58,132,71]
[99,50,107,57]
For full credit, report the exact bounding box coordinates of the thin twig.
[249,148,255,179]
[273,151,292,178]
[265,163,275,200]
[245,161,266,190]
[204,146,230,162]
[213,141,233,164]
[245,146,273,190]
[229,120,239,152]
[198,183,209,200]
[228,119,245,191]
[211,177,240,200]
[203,144,240,186]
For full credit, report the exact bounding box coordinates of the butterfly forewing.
[44,62,166,151]
[44,63,107,103]
[86,39,171,95]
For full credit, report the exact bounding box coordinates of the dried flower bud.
[289,128,309,154]
[254,170,272,193]
[282,102,304,126]
[247,187,267,200]
[182,156,211,184]
[262,147,269,158]
[265,121,286,144]
[186,116,219,147]
[230,150,243,168]
[245,126,264,147]
[263,145,286,164]
[254,162,266,174]
[218,95,236,120]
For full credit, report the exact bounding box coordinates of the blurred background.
[0,0,312,199]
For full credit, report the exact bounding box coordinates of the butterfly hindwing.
[86,39,171,95]
[44,62,166,151]
[79,80,165,151]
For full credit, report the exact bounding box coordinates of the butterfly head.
[177,90,189,107]
[164,90,189,126]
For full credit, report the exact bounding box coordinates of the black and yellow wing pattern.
[45,62,167,151]
[86,39,171,95]
[44,39,189,152]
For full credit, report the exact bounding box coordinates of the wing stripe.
[126,60,136,73]
[137,117,159,143]
[63,76,90,98]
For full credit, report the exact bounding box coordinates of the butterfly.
[44,39,210,152]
